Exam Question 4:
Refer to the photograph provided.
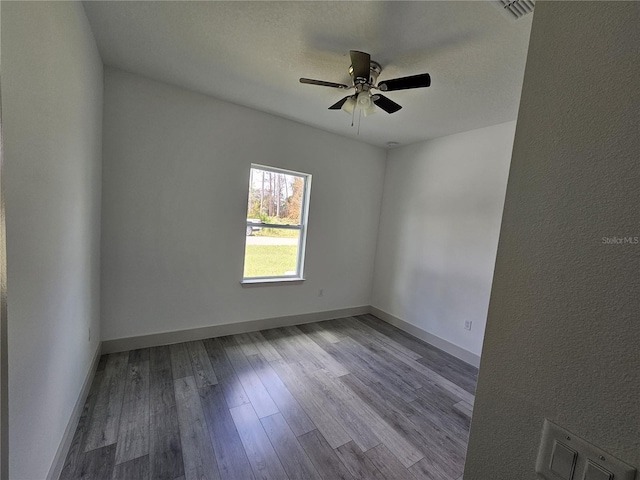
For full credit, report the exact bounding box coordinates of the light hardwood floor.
[60,314,477,480]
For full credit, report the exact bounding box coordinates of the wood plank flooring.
[61,315,477,480]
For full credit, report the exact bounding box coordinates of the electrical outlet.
[318,289,324,297]
[464,320,472,331]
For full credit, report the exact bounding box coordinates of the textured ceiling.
[83,1,533,148]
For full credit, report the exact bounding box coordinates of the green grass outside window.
[243,245,298,278]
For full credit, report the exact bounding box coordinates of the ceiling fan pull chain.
[357,109,362,135]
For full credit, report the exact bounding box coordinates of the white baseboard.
[369,306,481,368]
[101,306,370,354]
[47,342,102,480]
[102,304,480,365]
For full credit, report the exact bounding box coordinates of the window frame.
[241,163,312,284]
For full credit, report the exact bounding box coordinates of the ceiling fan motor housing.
[349,61,382,87]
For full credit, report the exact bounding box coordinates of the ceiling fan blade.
[300,78,350,89]
[328,95,352,110]
[372,95,403,114]
[350,50,371,81]
[378,73,431,92]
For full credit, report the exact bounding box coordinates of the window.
[242,164,311,283]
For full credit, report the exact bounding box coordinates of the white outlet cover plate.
[536,419,636,480]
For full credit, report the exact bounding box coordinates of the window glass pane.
[243,228,300,278]
[247,167,305,226]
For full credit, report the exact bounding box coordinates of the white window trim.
[241,164,312,284]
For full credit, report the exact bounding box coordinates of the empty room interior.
[1,1,638,480]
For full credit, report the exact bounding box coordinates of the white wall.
[465,2,640,478]
[372,122,515,358]
[2,2,103,479]
[101,68,386,341]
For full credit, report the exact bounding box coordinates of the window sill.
[241,278,305,287]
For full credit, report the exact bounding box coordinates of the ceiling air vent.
[496,0,535,20]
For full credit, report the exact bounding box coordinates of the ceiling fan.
[300,50,431,116]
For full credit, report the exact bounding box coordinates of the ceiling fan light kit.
[341,96,357,115]
[300,50,431,120]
